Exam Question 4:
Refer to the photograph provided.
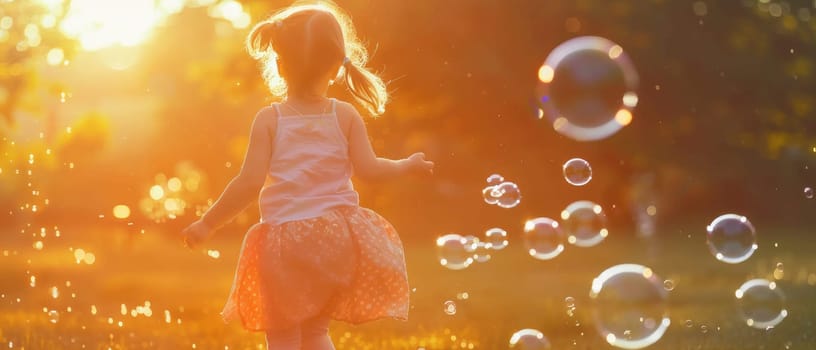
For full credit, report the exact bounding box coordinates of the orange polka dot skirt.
[221,206,409,331]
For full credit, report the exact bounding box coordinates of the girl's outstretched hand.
[181,220,214,249]
[407,152,434,175]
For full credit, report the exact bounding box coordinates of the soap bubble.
[509,329,552,349]
[565,296,577,317]
[735,279,787,330]
[590,264,670,349]
[706,214,757,264]
[804,187,813,199]
[482,186,501,205]
[484,227,508,250]
[463,235,479,252]
[472,242,492,263]
[523,217,565,260]
[563,158,593,186]
[486,173,505,186]
[536,36,638,141]
[663,280,675,291]
[493,182,522,208]
[561,201,608,247]
[443,300,457,315]
[436,234,473,270]
[48,310,59,324]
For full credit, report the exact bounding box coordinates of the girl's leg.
[265,325,300,350]
[301,314,334,350]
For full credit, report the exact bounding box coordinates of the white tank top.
[258,98,359,224]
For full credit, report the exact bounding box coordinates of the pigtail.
[246,20,287,97]
[343,59,388,116]
[246,20,278,59]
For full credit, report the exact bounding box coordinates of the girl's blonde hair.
[246,0,388,116]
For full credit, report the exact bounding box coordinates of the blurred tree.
[4,0,815,232]
[0,0,75,126]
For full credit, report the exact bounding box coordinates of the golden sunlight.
[55,0,177,51]
[38,0,251,51]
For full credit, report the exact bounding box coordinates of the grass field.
[0,222,814,350]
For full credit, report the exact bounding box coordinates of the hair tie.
[343,57,351,67]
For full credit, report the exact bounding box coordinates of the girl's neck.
[286,93,328,104]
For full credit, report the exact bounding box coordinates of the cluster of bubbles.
[438,197,611,269]
[705,213,790,329]
[436,227,508,270]
[481,174,521,209]
[441,35,795,349]
[518,200,610,262]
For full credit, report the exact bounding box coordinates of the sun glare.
[57,0,170,50]
[36,0,250,51]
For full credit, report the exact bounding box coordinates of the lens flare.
[112,204,131,219]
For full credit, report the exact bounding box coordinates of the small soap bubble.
[536,36,638,141]
[735,279,787,330]
[561,201,608,247]
[804,187,814,199]
[591,264,670,349]
[463,235,479,252]
[486,174,504,186]
[493,182,522,208]
[706,214,757,264]
[482,186,501,205]
[48,310,59,324]
[443,300,457,315]
[565,296,576,307]
[563,158,593,186]
[484,227,508,250]
[663,280,675,291]
[523,217,565,260]
[773,263,784,280]
[472,242,492,263]
[436,234,474,270]
[509,329,552,349]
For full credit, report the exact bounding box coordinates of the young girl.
[180,1,434,349]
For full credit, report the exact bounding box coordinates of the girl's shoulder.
[251,105,280,136]
[332,99,361,139]
[333,99,363,120]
